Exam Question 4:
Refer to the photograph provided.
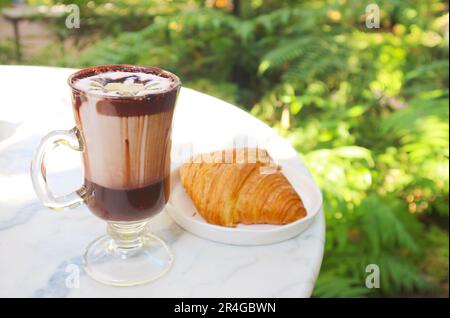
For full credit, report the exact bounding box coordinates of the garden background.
[1,0,448,297]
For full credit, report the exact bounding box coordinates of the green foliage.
[4,0,448,297]
[0,0,9,9]
[0,39,15,64]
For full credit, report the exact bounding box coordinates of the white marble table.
[0,65,325,298]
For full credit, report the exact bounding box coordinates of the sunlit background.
[1,0,448,297]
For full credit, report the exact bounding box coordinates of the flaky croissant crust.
[179,148,307,227]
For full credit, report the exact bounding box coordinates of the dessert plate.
[166,139,323,246]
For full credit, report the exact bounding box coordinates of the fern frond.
[360,195,421,255]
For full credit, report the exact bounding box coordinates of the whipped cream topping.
[73,71,174,97]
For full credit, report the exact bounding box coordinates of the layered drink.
[69,65,181,222]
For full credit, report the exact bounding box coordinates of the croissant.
[179,148,307,227]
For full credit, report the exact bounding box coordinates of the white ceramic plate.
[166,139,323,246]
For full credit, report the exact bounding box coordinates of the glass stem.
[107,221,149,251]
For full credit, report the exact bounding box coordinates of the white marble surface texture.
[0,66,325,298]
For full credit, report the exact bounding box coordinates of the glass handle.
[30,126,87,210]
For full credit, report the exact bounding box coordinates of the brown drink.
[69,65,180,222]
[31,64,180,286]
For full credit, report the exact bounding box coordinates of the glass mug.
[30,65,181,286]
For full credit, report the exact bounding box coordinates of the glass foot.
[83,221,174,287]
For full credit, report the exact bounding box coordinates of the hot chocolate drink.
[69,65,180,222]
